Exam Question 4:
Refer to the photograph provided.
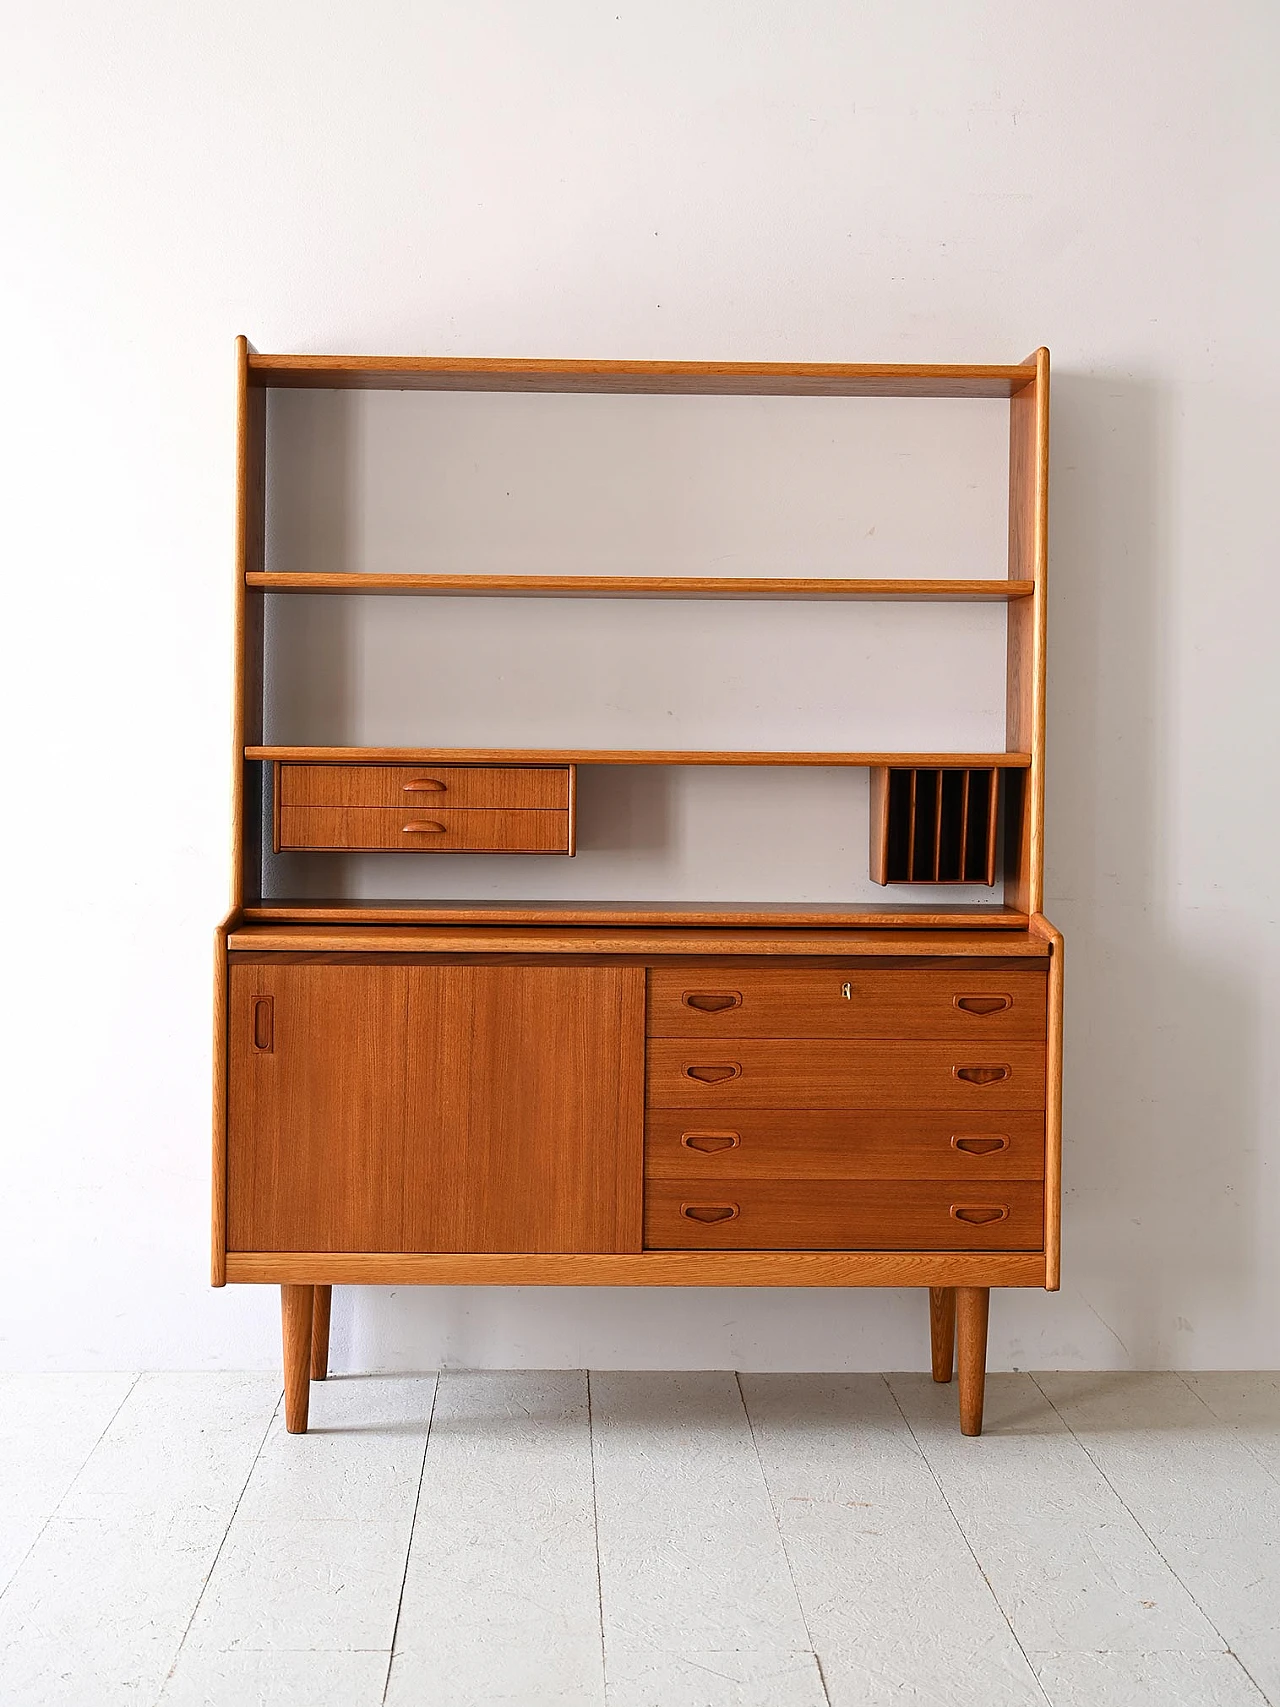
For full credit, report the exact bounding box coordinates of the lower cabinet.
[227,962,645,1253]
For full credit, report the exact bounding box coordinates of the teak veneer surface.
[228,963,643,1253]
[249,572,1035,600]
[647,966,1047,1040]
[644,1179,1045,1251]
[240,901,1032,929]
[277,805,573,854]
[249,745,1032,769]
[278,763,572,809]
[645,1109,1045,1181]
[646,1039,1047,1110]
[225,1250,1050,1287]
[226,925,1053,957]
[247,353,1039,396]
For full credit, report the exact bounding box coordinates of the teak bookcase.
[213,341,1061,1437]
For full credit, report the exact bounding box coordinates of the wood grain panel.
[1006,348,1050,914]
[277,805,572,853]
[226,1249,1050,1286]
[249,572,1034,600]
[226,926,1051,957]
[646,1040,1046,1110]
[645,1109,1044,1181]
[644,1179,1044,1250]
[401,965,644,1253]
[249,744,1032,769]
[279,763,571,809]
[647,966,1047,1041]
[247,353,1039,396]
[227,962,408,1251]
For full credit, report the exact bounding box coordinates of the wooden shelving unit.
[216,341,1061,1440]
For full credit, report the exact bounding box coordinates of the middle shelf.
[249,746,1032,767]
[246,573,1034,600]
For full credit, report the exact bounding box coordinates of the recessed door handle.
[251,996,273,1053]
[684,1064,741,1083]
[680,1131,741,1153]
[681,1203,739,1223]
[401,821,448,834]
[951,1134,1010,1155]
[683,992,742,1012]
[955,994,1014,1016]
[951,1204,1009,1225]
[402,779,447,792]
[954,1065,1011,1087]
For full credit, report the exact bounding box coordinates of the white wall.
[2,0,1277,1373]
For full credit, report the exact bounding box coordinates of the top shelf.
[246,574,1034,601]
[245,353,1041,398]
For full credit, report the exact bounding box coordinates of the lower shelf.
[224,1250,1050,1287]
[242,899,1029,928]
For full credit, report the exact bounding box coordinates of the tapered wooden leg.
[956,1286,990,1436]
[311,1286,332,1381]
[281,1284,314,1434]
[929,1287,956,1383]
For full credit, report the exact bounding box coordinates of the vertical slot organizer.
[870,767,1000,885]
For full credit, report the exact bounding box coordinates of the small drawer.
[645,1109,1044,1181]
[644,1178,1045,1250]
[277,806,573,854]
[278,763,572,811]
[647,966,1047,1041]
[646,1040,1046,1111]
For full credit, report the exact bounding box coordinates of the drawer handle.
[955,994,1014,1016]
[952,1134,1010,1155]
[951,1204,1009,1225]
[684,1064,741,1083]
[402,778,447,792]
[251,996,273,1053]
[683,992,742,1012]
[954,1065,1011,1087]
[401,821,448,834]
[681,1130,741,1153]
[681,1203,740,1223]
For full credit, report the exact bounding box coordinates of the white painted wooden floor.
[1,1371,1277,1706]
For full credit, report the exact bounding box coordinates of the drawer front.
[279,763,572,811]
[645,1178,1045,1250]
[646,1109,1044,1181]
[646,1040,1046,1110]
[278,806,572,853]
[647,966,1046,1041]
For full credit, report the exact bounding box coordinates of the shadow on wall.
[1021,370,1260,1371]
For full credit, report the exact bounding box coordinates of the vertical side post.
[1035,914,1065,1290]
[1006,348,1050,915]
[232,335,266,910]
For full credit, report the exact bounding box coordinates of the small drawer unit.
[645,1110,1045,1181]
[648,966,1047,1042]
[274,763,575,854]
[644,1179,1046,1250]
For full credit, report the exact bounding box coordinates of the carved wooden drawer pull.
[681,1131,741,1153]
[681,1203,740,1223]
[683,992,742,1012]
[252,996,274,1053]
[684,1064,742,1083]
[951,1134,1010,1155]
[954,994,1014,1016]
[401,778,447,792]
[401,821,448,834]
[951,1204,1009,1225]
[954,1065,1011,1087]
